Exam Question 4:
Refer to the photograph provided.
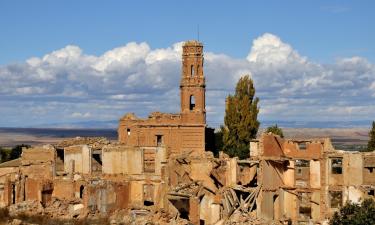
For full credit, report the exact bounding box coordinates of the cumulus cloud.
[0,33,374,127]
[247,33,307,66]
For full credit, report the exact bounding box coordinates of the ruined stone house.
[118,40,207,154]
[249,133,375,224]
[0,40,374,225]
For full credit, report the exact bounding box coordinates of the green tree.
[0,147,12,163]
[9,144,30,160]
[222,75,259,159]
[330,198,375,225]
[214,129,224,152]
[0,147,4,163]
[368,121,375,151]
[265,124,284,138]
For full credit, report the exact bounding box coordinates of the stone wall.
[64,145,92,174]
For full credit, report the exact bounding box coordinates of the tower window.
[190,65,194,77]
[190,95,196,110]
[197,65,200,76]
[127,128,131,136]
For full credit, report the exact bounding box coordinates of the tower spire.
[197,24,200,41]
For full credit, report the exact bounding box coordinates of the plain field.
[0,127,370,150]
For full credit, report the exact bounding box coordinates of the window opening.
[156,135,163,146]
[298,142,307,150]
[329,191,343,208]
[80,185,84,199]
[298,193,312,219]
[296,160,310,167]
[190,95,196,110]
[41,189,53,207]
[127,128,131,136]
[12,184,16,204]
[190,65,194,77]
[23,176,27,201]
[331,158,343,174]
[295,160,309,176]
[273,194,280,220]
[143,184,154,206]
[143,149,156,173]
[92,154,102,165]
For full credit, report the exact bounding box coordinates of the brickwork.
[118,41,206,154]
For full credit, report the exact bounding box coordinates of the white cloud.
[0,33,374,127]
[15,86,45,94]
[145,42,183,64]
[93,42,150,72]
[370,82,375,97]
[70,112,91,118]
[109,94,127,100]
[247,33,307,66]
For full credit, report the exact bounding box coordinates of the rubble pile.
[55,137,110,150]
[8,200,44,217]
[165,151,261,224]
[108,209,191,225]
[8,198,85,219]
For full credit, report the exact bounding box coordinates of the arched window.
[190,65,194,77]
[80,185,84,199]
[189,95,196,110]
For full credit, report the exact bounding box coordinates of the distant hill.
[28,120,119,129]
[274,127,369,151]
[0,127,117,147]
[260,120,372,128]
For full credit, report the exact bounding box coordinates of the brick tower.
[118,40,207,153]
[180,40,206,124]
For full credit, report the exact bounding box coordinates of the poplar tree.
[368,121,375,151]
[222,75,259,159]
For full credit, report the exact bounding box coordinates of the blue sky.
[1,0,374,64]
[0,0,374,127]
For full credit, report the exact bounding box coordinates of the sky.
[0,0,374,128]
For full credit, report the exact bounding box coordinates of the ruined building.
[250,134,375,224]
[0,41,374,225]
[118,40,207,154]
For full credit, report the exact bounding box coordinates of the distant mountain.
[0,127,118,146]
[29,120,118,129]
[260,120,372,128]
